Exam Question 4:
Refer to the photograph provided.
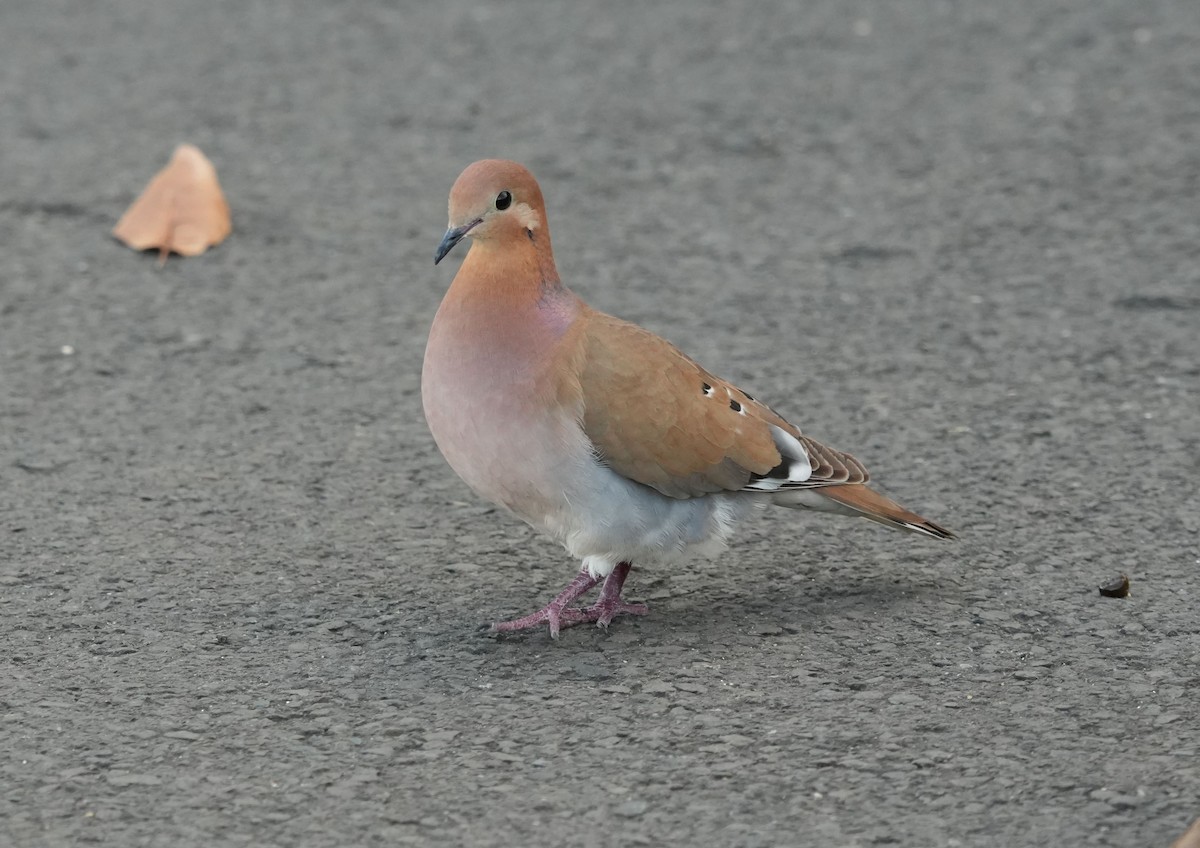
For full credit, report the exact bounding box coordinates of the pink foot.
[562,562,649,629]
[489,567,598,639]
[489,562,648,638]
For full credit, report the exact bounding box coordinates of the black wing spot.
[729,399,743,413]
[526,228,535,242]
[742,391,755,401]
[701,382,713,396]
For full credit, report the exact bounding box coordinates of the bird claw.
[489,599,649,639]
[560,599,650,630]
[486,562,645,638]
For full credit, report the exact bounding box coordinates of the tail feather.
[816,484,955,540]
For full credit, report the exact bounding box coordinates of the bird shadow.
[471,565,962,652]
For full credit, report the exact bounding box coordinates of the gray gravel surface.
[3,1,1198,846]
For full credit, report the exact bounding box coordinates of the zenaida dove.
[423,160,953,638]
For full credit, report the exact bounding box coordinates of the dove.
[422,159,953,638]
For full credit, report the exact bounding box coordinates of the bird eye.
[495,190,512,210]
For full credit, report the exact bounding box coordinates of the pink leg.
[489,566,599,639]
[490,562,649,638]
[559,562,649,629]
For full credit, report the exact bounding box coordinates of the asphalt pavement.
[2,1,1198,846]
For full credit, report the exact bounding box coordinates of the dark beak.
[434,219,481,265]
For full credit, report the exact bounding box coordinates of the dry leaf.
[113,143,231,264]
[1172,818,1200,848]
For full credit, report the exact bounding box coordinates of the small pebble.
[1099,574,1130,598]
[614,800,648,818]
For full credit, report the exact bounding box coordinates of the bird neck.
[433,233,583,382]
[452,226,564,310]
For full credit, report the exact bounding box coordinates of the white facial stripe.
[514,202,541,231]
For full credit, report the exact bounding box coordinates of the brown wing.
[796,434,870,485]
[577,311,868,499]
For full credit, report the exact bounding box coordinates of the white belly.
[552,459,748,578]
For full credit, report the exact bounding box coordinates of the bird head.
[434,159,548,265]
